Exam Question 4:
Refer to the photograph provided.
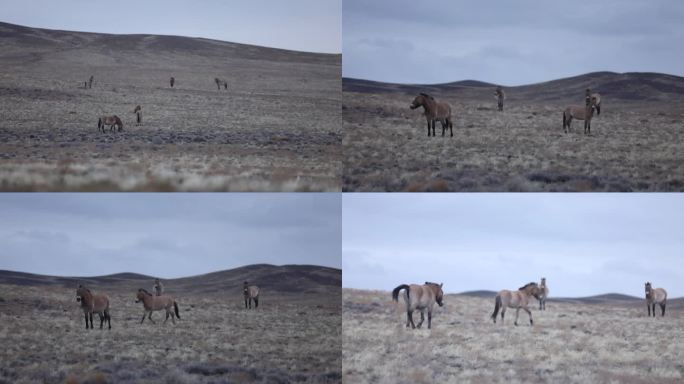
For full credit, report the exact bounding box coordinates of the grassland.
[343,289,684,384]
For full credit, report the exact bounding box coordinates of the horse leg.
[417,310,424,328]
[148,311,155,324]
[100,313,104,329]
[661,303,666,317]
[501,307,506,323]
[524,308,533,326]
[514,308,520,326]
[254,298,258,308]
[431,120,436,137]
[141,312,146,324]
[652,303,656,317]
[647,303,651,317]
[427,311,432,329]
[84,312,89,329]
[164,311,169,324]
[245,297,248,309]
[89,313,93,329]
[426,120,431,137]
[408,310,416,329]
[106,311,111,329]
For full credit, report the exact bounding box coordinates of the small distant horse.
[215,77,227,90]
[645,282,667,317]
[133,105,142,126]
[98,115,123,133]
[410,93,453,137]
[170,76,175,88]
[494,86,505,111]
[563,88,598,134]
[135,289,180,324]
[76,284,111,330]
[491,282,541,326]
[243,281,260,309]
[538,277,549,310]
[392,282,444,329]
[591,93,601,115]
[87,75,94,89]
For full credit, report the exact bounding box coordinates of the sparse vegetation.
[343,289,684,383]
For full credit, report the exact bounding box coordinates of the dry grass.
[342,92,684,191]
[343,289,684,384]
[0,284,341,383]
[0,27,341,191]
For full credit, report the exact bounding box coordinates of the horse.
[538,277,549,310]
[591,93,601,115]
[243,281,260,309]
[170,77,175,88]
[135,288,180,324]
[392,282,444,329]
[494,86,505,111]
[215,78,227,90]
[153,278,164,296]
[88,75,93,89]
[491,282,541,326]
[98,115,123,133]
[133,105,142,126]
[76,285,111,330]
[645,282,667,317]
[410,93,453,137]
[562,89,598,134]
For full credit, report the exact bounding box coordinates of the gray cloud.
[342,194,684,297]
[343,0,684,85]
[0,193,341,278]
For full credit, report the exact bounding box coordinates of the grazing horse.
[98,115,123,133]
[133,105,142,126]
[243,281,260,309]
[170,76,175,88]
[135,289,180,324]
[491,282,541,326]
[76,285,111,330]
[392,282,444,329]
[215,77,227,90]
[494,86,505,111]
[538,277,549,310]
[562,89,597,134]
[410,93,454,137]
[645,282,667,317]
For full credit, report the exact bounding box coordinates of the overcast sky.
[0,193,341,278]
[343,0,684,85]
[343,194,684,298]
[1,0,341,53]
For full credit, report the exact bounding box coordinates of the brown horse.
[539,277,549,310]
[215,77,227,90]
[87,75,94,89]
[76,285,111,330]
[645,282,667,317]
[491,282,541,326]
[98,115,123,133]
[170,77,175,88]
[392,282,444,329]
[135,289,180,324]
[133,105,142,126]
[410,93,453,137]
[494,86,505,111]
[243,281,260,309]
[563,89,598,134]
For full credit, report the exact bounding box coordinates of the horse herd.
[74,281,260,330]
[86,74,229,134]
[392,279,667,329]
[409,87,603,136]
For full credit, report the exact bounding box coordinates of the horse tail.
[392,284,410,302]
[174,301,180,319]
[491,295,502,321]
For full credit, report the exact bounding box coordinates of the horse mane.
[424,281,439,286]
[139,288,152,296]
[519,282,537,290]
[419,92,434,100]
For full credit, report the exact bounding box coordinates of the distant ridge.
[343,71,684,102]
[0,264,341,294]
[0,21,339,64]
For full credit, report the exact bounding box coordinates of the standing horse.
[494,86,505,111]
[76,285,111,330]
[562,89,597,134]
[215,78,227,90]
[98,115,123,133]
[87,75,94,89]
[645,282,667,317]
[170,77,175,88]
[133,105,142,126]
[392,282,444,329]
[539,277,549,310]
[135,289,180,324]
[243,281,260,309]
[410,93,453,137]
[491,282,541,326]
[591,93,601,115]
